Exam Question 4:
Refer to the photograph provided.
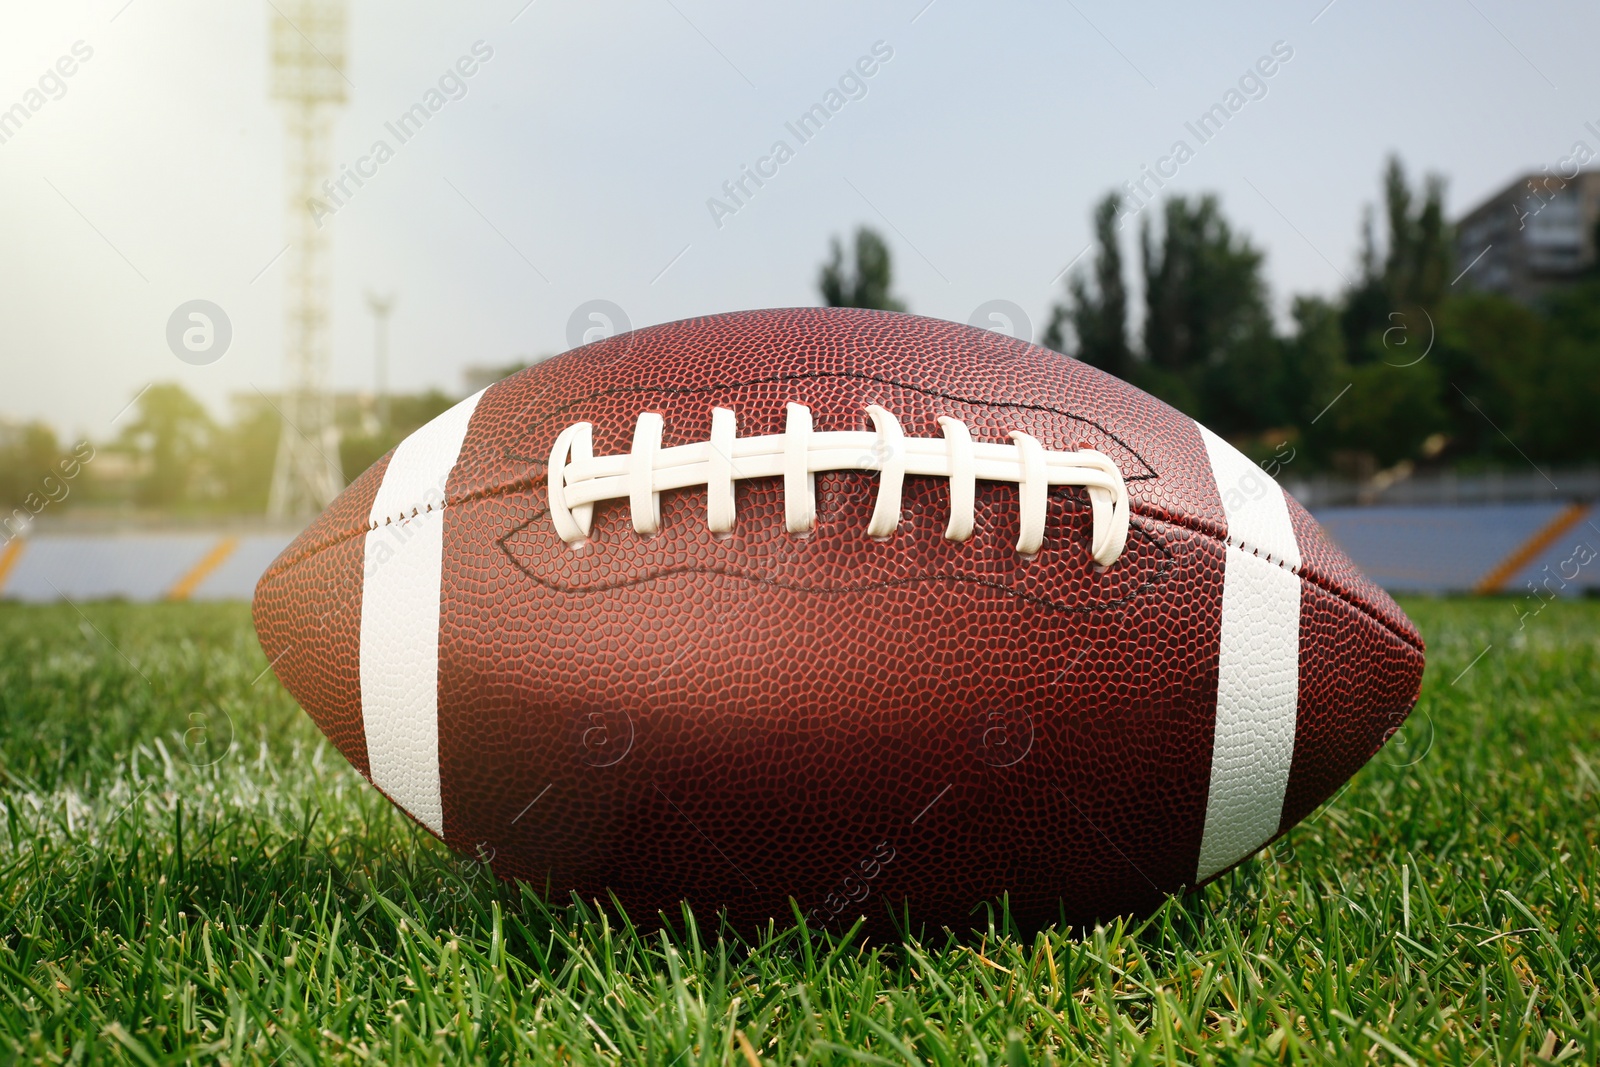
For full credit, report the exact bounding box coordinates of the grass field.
[0,599,1595,1064]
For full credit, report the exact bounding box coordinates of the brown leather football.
[253,307,1424,932]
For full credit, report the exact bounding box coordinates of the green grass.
[0,598,1596,1064]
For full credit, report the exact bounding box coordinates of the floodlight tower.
[267,0,348,519]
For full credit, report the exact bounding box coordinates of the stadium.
[1,2,1596,1062]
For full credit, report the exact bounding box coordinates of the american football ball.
[254,307,1424,932]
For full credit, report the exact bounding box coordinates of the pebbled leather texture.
[253,307,1426,933]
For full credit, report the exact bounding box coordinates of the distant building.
[1455,169,1600,303]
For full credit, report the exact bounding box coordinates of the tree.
[338,389,458,483]
[1032,155,1596,475]
[120,383,215,509]
[214,399,281,514]
[1528,279,1600,462]
[818,228,906,311]
[1281,295,1354,463]
[1295,157,1456,471]
[1044,193,1132,379]
[1139,195,1277,433]
[1432,281,1600,466]
[0,421,63,515]
[1341,156,1451,364]
[1323,359,1447,470]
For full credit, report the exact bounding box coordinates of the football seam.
[1222,534,1300,573]
[491,507,1176,614]
[263,474,1422,656]
[1152,508,1424,654]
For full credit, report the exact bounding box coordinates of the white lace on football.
[547,404,1130,566]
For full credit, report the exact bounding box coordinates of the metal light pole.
[267,0,348,519]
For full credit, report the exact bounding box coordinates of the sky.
[1,0,1595,441]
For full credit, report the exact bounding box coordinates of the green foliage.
[1423,281,1600,468]
[1341,158,1452,363]
[0,599,1596,1062]
[1522,281,1600,463]
[211,402,280,515]
[0,421,65,516]
[1140,194,1274,382]
[1044,193,1132,380]
[339,390,459,484]
[61,384,467,518]
[819,228,906,312]
[1324,359,1448,468]
[1047,192,1282,439]
[1280,296,1351,457]
[1137,194,1286,441]
[117,384,217,510]
[1429,293,1540,464]
[1047,155,1600,471]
